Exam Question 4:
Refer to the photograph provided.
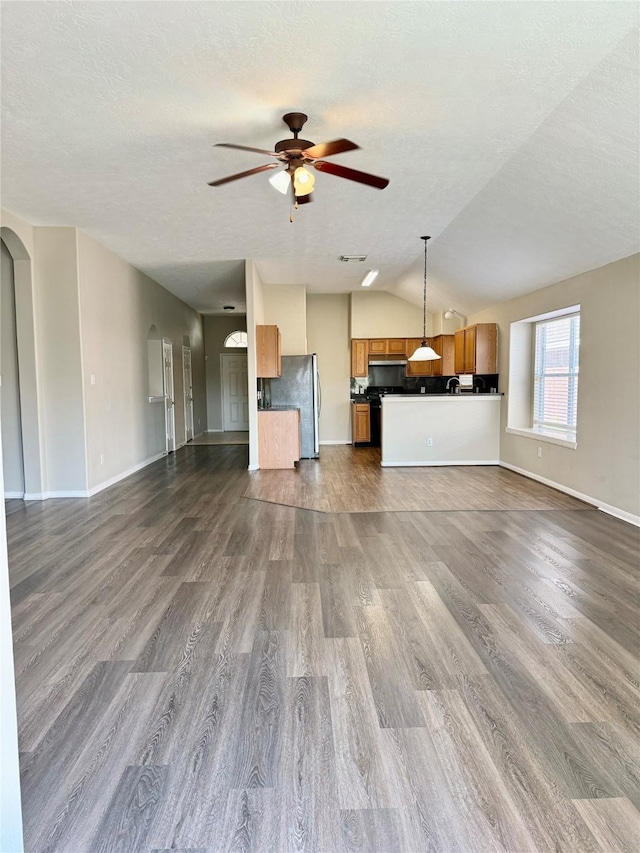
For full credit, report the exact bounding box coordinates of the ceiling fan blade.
[303,138,359,159]
[214,143,279,156]
[207,163,279,186]
[313,160,389,189]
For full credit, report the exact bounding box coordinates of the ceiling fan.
[207,112,389,206]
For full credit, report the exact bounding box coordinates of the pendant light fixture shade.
[409,235,441,362]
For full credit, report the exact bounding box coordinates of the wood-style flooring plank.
[6,445,639,853]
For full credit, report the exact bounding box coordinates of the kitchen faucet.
[474,377,486,392]
[446,376,460,393]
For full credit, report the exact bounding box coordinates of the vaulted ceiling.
[1,2,638,315]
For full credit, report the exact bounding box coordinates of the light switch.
[90,374,96,385]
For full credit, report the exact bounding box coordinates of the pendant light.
[408,235,441,362]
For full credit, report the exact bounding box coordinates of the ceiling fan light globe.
[269,170,291,194]
[294,166,315,196]
[408,344,441,361]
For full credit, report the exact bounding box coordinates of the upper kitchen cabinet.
[256,324,282,378]
[405,338,435,376]
[454,323,497,374]
[430,334,456,376]
[351,339,369,377]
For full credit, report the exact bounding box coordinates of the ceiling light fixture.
[269,169,291,195]
[293,166,315,197]
[408,236,441,362]
[361,269,379,287]
[444,308,462,320]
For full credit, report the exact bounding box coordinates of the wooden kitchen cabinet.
[352,402,371,444]
[430,335,456,376]
[369,339,388,355]
[351,339,369,377]
[388,338,407,355]
[258,409,300,468]
[405,338,434,376]
[256,325,282,378]
[454,324,497,374]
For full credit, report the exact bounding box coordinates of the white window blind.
[533,313,580,437]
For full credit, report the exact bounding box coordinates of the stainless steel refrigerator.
[269,354,320,458]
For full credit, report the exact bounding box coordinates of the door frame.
[163,339,176,453]
[220,352,249,432]
[182,345,194,442]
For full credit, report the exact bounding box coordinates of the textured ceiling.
[1,1,638,316]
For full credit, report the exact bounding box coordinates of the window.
[533,313,580,439]
[224,331,247,348]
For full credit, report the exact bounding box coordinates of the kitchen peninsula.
[380,394,501,466]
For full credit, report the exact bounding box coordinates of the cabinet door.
[405,338,433,376]
[464,325,477,373]
[351,340,369,377]
[352,403,371,443]
[388,339,407,355]
[474,324,498,374]
[256,325,281,378]
[369,339,388,355]
[454,329,465,374]
[430,335,455,376]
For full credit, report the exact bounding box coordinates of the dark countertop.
[351,392,501,401]
[258,406,300,412]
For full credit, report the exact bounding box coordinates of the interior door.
[163,340,176,452]
[182,346,194,442]
[221,354,249,431]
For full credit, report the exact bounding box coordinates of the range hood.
[368,359,407,366]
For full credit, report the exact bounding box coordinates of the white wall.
[0,441,24,853]
[1,240,24,495]
[263,283,307,354]
[204,315,247,431]
[381,396,501,466]
[350,290,429,338]
[307,294,351,443]
[76,230,206,491]
[469,253,640,520]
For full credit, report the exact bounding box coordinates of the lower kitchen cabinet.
[352,402,371,444]
[258,409,300,468]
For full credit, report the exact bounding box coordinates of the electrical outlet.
[427,437,433,447]
[100,454,104,465]
[537,446,543,458]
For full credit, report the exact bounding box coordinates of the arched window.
[224,331,247,348]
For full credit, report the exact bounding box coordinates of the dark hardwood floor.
[6,445,640,852]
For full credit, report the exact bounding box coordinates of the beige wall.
[263,283,307,354]
[469,253,640,519]
[204,315,247,431]
[350,290,429,338]
[307,294,351,443]
[35,227,88,492]
[246,260,263,469]
[76,230,206,491]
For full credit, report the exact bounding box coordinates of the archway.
[0,227,45,498]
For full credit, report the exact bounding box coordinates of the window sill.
[505,426,577,450]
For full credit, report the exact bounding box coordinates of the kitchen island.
[381,394,501,467]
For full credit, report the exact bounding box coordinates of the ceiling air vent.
[339,255,367,263]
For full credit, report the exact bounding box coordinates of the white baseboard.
[381,460,500,467]
[499,461,640,527]
[247,464,259,471]
[207,429,223,433]
[3,491,24,499]
[320,440,351,445]
[87,451,168,497]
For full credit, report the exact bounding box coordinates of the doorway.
[163,340,176,453]
[221,353,249,432]
[1,239,25,497]
[182,346,194,443]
